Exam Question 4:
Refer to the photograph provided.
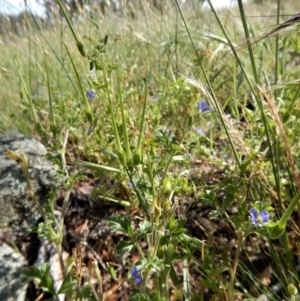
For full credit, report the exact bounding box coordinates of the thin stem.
[58,129,71,274]
[278,194,300,228]
[274,0,280,96]
[174,0,241,167]
[136,82,148,156]
[228,228,244,300]
[93,260,103,299]
[55,0,86,56]
[116,67,132,163]
[102,65,123,158]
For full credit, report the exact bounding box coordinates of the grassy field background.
[2,0,298,134]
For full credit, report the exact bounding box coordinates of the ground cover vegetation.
[1,0,300,300]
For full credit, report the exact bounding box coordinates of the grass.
[2,0,300,300]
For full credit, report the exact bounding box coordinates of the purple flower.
[131,265,143,284]
[249,208,269,227]
[196,128,205,136]
[87,90,95,101]
[198,100,211,113]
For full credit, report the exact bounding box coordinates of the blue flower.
[249,208,269,226]
[131,265,143,284]
[198,100,211,113]
[196,128,205,136]
[87,90,95,101]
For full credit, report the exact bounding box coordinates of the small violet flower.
[249,208,269,227]
[131,265,143,284]
[87,90,95,101]
[196,128,205,136]
[198,100,211,113]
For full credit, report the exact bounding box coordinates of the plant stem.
[228,228,244,300]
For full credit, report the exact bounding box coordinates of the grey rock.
[0,243,27,301]
[0,131,58,232]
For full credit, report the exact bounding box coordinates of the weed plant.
[2,0,300,300]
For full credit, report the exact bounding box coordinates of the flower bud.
[133,150,142,165]
[288,283,298,296]
[163,177,172,195]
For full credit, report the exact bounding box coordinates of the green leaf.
[116,240,135,253]
[169,265,180,287]
[139,220,151,234]
[22,263,56,296]
[159,234,171,246]
[57,272,76,294]
[172,228,186,235]
[108,214,134,237]
[199,279,222,292]
[78,285,97,299]
[107,263,117,280]
[77,161,122,173]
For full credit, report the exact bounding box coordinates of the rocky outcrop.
[0,131,58,233]
[0,243,27,301]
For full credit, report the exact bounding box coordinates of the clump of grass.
[2,0,300,300]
